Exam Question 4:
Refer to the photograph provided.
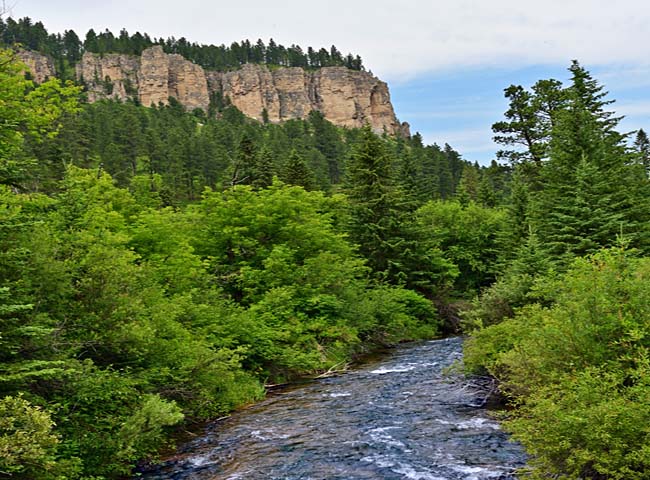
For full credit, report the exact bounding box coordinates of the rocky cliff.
[17,50,56,83]
[21,46,409,135]
[75,46,210,111]
[211,65,408,135]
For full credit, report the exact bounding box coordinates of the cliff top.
[1,16,365,73]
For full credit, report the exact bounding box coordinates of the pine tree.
[504,165,530,252]
[456,164,480,205]
[308,110,343,184]
[345,126,406,283]
[282,148,313,190]
[417,143,441,201]
[229,131,257,186]
[633,128,650,178]
[532,62,650,261]
[493,79,567,166]
[477,172,498,208]
[396,148,422,211]
[251,144,275,189]
[437,148,454,200]
[62,30,82,63]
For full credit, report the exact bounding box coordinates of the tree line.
[464,61,650,479]
[0,16,365,81]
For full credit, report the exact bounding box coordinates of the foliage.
[465,249,650,479]
[0,156,439,476]
[492,79,567,165]
[7,21,650,480]
[23,98,475,205]
[1,16,365,72]
[0,48,80,187]
[461,232,554,329]
[466,61,650,479]
[415,200,508,294]
[530,63,649,261]
[344,126,406,283]
[0,395,65,479]
[633,128,650,178]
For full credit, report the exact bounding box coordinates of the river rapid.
[139,337,526,480]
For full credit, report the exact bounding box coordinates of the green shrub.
[465,248,650,478]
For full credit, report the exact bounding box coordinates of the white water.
[140,337,526,479]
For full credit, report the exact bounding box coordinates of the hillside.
[6,17,407,134]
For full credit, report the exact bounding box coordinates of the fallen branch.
[314,361,349,379]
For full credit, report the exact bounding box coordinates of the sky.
[7,0,650,164]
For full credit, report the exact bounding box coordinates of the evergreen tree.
[62,29,81,63]
[456,164,480,205]
[633,128,650,178]
[1,17,364,73]
[345,125,405,283]
[84,28,98,51]
[282,148,313,190]
[251,144,275,188]
[532,62,650,261]
[493,79,567,167]
[416,143,441,201]
[437,147,454,199]
[308,110,343,184]
[396,148,423,210]
[477,172,498,208]
[503,165,530,252]
[229,131,257,186]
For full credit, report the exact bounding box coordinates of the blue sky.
[9,0,650,165]
[390,63,650,164]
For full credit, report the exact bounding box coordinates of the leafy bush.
[465,248,650,478]
[415,200,508,294]
[0,395,62,479]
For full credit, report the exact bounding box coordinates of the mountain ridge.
[17,46,409,136]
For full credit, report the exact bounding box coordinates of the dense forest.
[463,62,650,479]
[0,16,365,81]
[0,36,508,478]
[1,17,650,480]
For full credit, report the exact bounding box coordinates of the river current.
[139,337,526,480]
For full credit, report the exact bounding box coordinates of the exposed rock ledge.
[19,46,410,136]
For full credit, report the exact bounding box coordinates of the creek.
[139,337,526,480]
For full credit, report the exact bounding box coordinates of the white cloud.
[420,127,496,155]
[11,0,650,80]
[616,100,650,118]
[400,107,495,121]
[596,65,650,90]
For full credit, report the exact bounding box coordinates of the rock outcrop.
[77,46,210,111]
[17,50,56,83]
[24,46,407,135]
[76,51,140,102]
[213,65,406,135]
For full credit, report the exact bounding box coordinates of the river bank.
[138,337,526,480]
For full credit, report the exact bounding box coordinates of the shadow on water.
[138,337,526,480]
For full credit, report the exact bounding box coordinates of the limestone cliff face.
[313,67,403,134]
[167,53,209,111]
[28,46,407,135]
[137,46,172,107]
[17,50,56,84]
[213,64,407,135]
[76,51,139,102]
[77,46,210,110]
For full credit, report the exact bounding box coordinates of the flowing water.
[139,337,526,480]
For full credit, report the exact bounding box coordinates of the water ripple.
[138,337,526,480]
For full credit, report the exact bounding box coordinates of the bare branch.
[1,0,19,19]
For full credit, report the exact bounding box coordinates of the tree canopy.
[0,16,365,74]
